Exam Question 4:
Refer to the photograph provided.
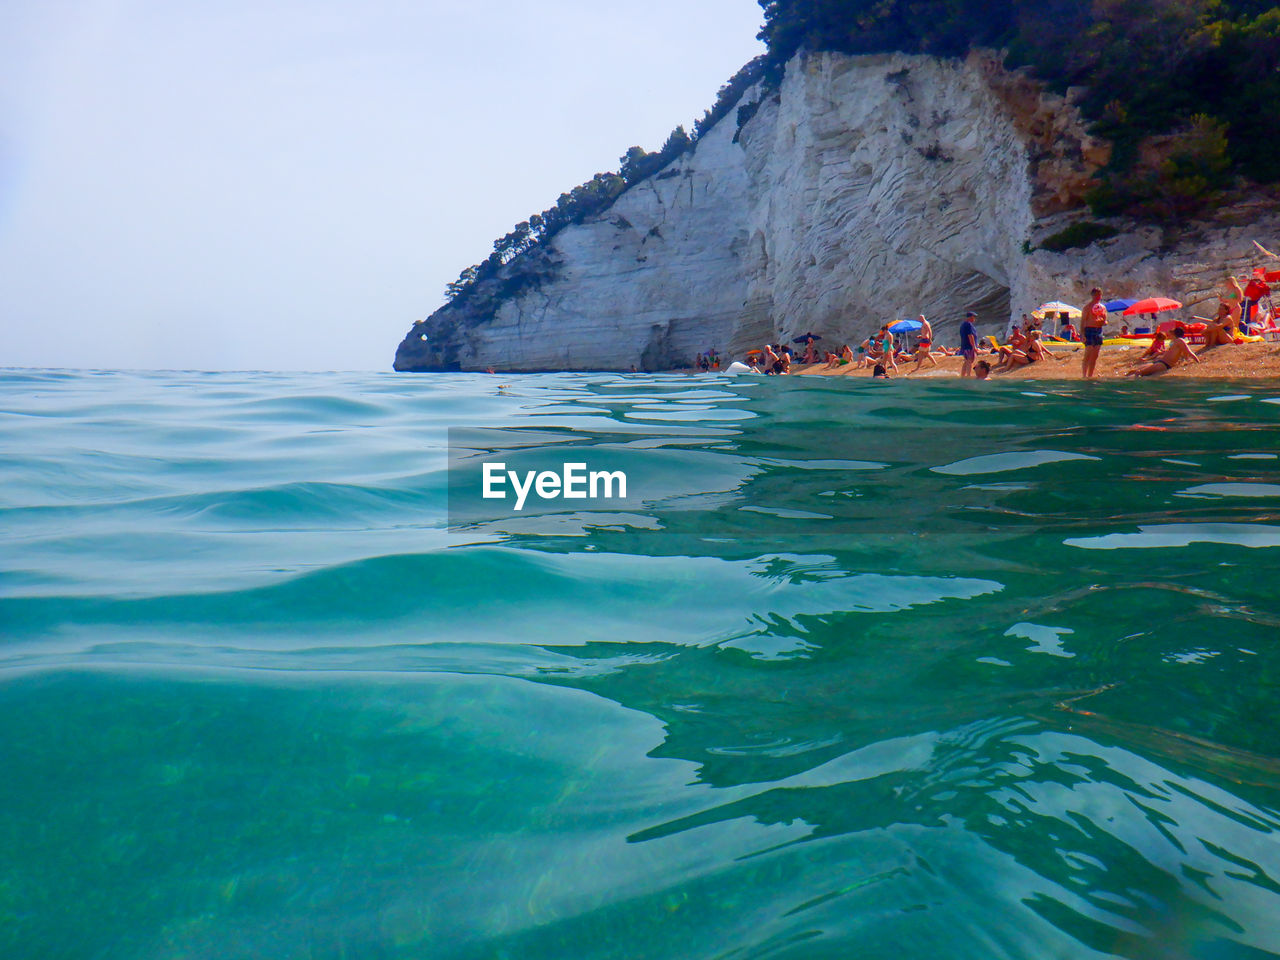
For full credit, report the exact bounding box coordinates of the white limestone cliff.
[393,49,1262,371]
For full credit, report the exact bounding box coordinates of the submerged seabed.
[2,369,1280,959]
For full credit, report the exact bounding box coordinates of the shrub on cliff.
[756,0,1280,215]
[1087,114,1233,219]
[1038,221,1120,252]
[443,58,768,308]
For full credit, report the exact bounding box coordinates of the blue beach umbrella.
[1105,298,1139,313]
[888,319,922,334]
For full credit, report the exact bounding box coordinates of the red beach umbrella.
[1122,297,1182,316]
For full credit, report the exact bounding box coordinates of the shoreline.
[783,341,1280,381]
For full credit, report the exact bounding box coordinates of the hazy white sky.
[0,0,764,370]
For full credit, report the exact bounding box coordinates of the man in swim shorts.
[911,315,938,371]
[958,311,979,377]
[1081,287,1107,379]
[1125,326,1201,377]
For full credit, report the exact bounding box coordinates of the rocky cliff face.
[393,50,1256,372]
[1025,195,1280,323]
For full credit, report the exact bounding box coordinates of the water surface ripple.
[2,369,1280,959]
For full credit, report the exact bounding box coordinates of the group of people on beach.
[694,350,721,372]
[987,284,1257,379]
[715,267,1275,380]
[739,317,960,377]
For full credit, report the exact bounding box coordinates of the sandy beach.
[785,341,1280,380]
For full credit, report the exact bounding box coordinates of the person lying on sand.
[1252,309,1280,340]
[1126,326,1201,377]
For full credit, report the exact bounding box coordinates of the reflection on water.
[2,370,1280,958]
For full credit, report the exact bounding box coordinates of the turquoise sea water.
[3,368,1280,959]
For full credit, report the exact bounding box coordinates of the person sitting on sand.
[1003,330,1066,369]
[1222,275,1245,330]
[1134,330,1168,361]
[823,346,851,370]
[762,344,779,374]
[1244,270,1271,326]
[867,333,883,356]
[990,325,1027,366]
[991,327,1026,367]
[775,347,791,374]
[1200,304,1242,349]
[851,336,877,369]
[1060,320,1079,342]
[1126,326,1201,377]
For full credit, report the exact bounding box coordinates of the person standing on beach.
[1081,288,1106,378]
[911,316,938,371]
[958,311,979,377]
[877,324,899,373]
